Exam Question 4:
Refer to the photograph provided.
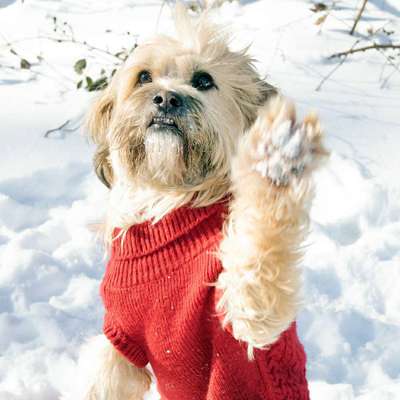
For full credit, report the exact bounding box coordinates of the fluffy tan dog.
[84,7,328,400]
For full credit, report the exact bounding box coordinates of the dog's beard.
[113,118,217,189]
[143,128,186,186]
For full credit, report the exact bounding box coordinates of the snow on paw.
[248,96,328,187]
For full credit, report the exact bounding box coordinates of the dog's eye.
[191,71,216,91]
[138,70,152,85]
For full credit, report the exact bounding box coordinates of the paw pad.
[249,98,325,186]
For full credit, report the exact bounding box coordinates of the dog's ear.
[86,85,115,145]
[93,144,113,189]
[86,85,115,189]
[235,77,278,131]
[257,79,278,106]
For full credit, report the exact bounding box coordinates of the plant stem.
[350,0,368,35]
[329,43,400,59]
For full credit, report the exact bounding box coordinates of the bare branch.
[316,55,347,91]
[316,40,361,91]
[1,35,127,62]
[0,62,52,81]
[350,0,368,35]
[329,43,400,59]
[44,119,72,138]
[376,48,400,87]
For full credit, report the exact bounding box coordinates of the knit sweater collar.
[111,198,229,261]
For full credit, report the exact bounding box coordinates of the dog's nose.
[153,91,183,111]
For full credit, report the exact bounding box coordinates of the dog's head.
[87,8,275,207]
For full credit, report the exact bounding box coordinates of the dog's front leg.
[81,336,152,400]
[217,96,328,358]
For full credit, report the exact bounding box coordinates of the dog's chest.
[100,202,309,399]
[102,247,229,388]
[102,250,262,399]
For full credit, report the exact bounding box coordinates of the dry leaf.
[311,3,328,12]
[315,14,328,25]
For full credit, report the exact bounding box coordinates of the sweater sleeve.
[103,312,149,368]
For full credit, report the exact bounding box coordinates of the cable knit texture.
[100,199,310,400]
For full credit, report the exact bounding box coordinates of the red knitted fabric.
[100,200,310,400]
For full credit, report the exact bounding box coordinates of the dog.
[84,6,328,400]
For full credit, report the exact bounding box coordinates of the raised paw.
[248,96,329,187]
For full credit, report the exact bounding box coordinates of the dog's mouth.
[148,116,183,136]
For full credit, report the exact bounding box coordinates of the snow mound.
[302,153,400,397]
[0,168,108,399]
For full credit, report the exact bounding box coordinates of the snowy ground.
[0,0,399,399]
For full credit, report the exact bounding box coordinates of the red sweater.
[100,200,309,400]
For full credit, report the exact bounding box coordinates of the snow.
[0,0,16,8]
[1,0,399,399]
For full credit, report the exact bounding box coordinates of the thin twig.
[327,39,400,89]
[316,40,361,91]
[0,62,52,81]
[156,0,167,32]
[376,48,400,87]
[44,119,72,137]
[0,63,19,72]
[316,55,348,91]
[350,0,368,35]
[329,43,400,59]
[376,49,400,73]
[381,61,400,88]
[1,35,123,61]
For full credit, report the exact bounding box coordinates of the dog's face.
[88,13,275,195]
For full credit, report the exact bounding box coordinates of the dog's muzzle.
[148,115,183,137]
[152,90,185,113]
[148,91,187,137]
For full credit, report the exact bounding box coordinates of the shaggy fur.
[84,6,328,399]
[87,9,275,242]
